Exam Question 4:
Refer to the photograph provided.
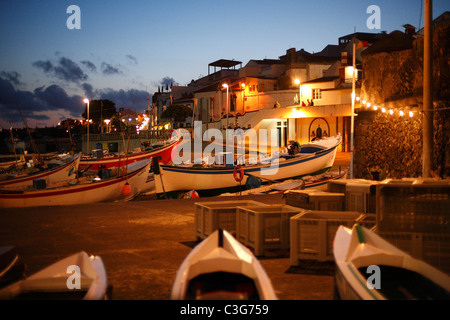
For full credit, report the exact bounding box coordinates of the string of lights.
[355,96,418,118]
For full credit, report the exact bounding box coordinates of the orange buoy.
[123,183,131,196]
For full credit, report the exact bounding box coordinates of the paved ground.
[0,153,350,300]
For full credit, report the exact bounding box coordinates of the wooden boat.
[0,153,81,189]
[0,159,25,170]
[155,135,341,198]
[0,159,151,208]
[171,229,278,300]
[78,137,180,171]
[333,224,450,300]
[0,251,109,300]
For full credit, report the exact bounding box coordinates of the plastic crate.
[378,231,450,276]
[285,190,345,211]
[376,182,450,233]
[194,200,267,240]
[235,205,303,256]
[328,179,379,213]
[290,210,361,264]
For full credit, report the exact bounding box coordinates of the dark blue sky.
[0,0,448,128]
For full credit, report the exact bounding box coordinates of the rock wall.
[355,23,450,179]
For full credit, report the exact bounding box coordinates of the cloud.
[81,60,97,73]
[81,82,95,98]
[0,71,22,86]
[32,57,88,83]
[97,88,151,112]
[101,63,123,75]
[126,55,138,65]
[0,75,83,125]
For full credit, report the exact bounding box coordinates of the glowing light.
[362,100,366,105]
[367,102,371,108]
[356,96,360,102]
[409,111,414,117]
[294,79,300,85]
[373,105,378,111]
[399,110,404,116]
[381,108,386,113]
[389,109,394,115]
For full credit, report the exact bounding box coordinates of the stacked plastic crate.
[376,180,450,274]
[194,200,268,240]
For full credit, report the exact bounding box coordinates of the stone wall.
[355,23,450,179]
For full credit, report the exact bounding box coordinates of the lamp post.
[104,119,110,133]
[350,43,356,179]
[83,98,90,154]
[222,83,229,129]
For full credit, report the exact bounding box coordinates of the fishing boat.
[0,159,25,170]
[78,137,180,172]
[0,159,151,208]
[171,229,278,300]
[333,224,450,300]
[0,153,81,189]
[155,135,341,198]
[0,251,109,300]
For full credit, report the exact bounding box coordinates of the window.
[312,89,322,100]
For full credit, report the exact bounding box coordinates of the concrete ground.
[0,153,350,300]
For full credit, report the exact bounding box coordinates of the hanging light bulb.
[373,105,378,111]
[409,110,414,117]
[399,110,404,116]
[381,108,386,113]
[389,109,394,115]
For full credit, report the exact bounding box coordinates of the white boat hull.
[156,136,341,197]
[333,224,450,300]
[0,154,81,189]
[0,251,108,300]
[171,229,278,300]
[0,160,151,208]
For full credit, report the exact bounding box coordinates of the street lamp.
[222,83,229,129]
[83,98,90,154]
[104,119,110,133]
[294,79,301,104]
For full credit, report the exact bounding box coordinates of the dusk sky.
[0,0,448,128]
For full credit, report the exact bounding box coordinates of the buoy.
[123,183,131,196]
[233,166,244,182]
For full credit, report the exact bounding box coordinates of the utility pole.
[350,42,356,179]
[423,0,433,177]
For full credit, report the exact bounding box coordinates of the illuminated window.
[312,88,322,100]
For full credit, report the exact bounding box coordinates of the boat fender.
[233,166,244,182]
[123,183,131,196]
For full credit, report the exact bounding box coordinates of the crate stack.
[284,178,389,266]
[375,180,450,274]
[194,200,268,240]
[235,205,303,256]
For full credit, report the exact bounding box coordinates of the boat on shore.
[0,251,109,300]
[0,159,151,208]
[333,224,450,300]
[78,137,180,172]
[155,135,341,198]
[0,153,81,189]
[171,229,278,300]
